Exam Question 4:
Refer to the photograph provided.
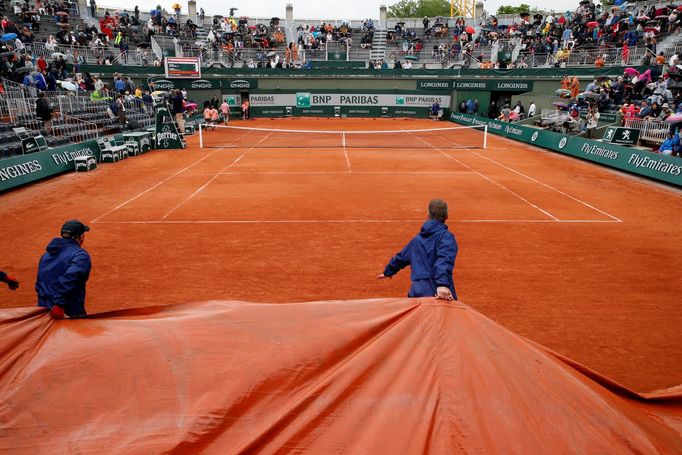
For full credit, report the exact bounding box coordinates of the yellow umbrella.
[171,3,181,10]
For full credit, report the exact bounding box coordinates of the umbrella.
[0,51,15,57]
[248,25,256,29]
[665,113,682,122]
[271,17,279,21]
[587,21,599,28]
[678,5,682,11]
[55,11,69,16]
[636,15,650,20]
[136,42,150,48]
[644,27,659,33]
[59,80,78,91]
[655,15,668,19]
[266,51,276,57]
[553,101,568,109]
[404,55,418,60]
[397,21,405,25]
[51,52,65,58]
[120,12,129,17]
[465,26,475,34]
[623,67,640,75]
[150,9,160,15]
[1,33,17,41]
[16,66,33,73]
[520,12,530,17]
[185,102,197,109]
[171,3,181,10]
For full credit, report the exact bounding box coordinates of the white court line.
[161,132,274,220]
[91,219,622,225]
[90,128,261,224]
[470,150,623,222]
[404,130,560,221]
[203,171,477,175]
[90,147,225,223]
[342,134,352,173]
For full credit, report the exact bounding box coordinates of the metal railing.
[8,98,99,145]
[624,118,670,144]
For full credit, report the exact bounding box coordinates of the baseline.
[92,219,621,225]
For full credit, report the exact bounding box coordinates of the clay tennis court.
[1,117,680,393]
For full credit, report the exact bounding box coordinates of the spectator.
[36,220,92,319]
[658,132,676,156]
[171,89,185,132]
[528,101,536,117]
[115,93,127,126]
[35,92,53,135]
[585,107,599,139]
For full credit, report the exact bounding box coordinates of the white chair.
[98,136,129,163]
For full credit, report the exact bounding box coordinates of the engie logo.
[153,79,174,90]
[531,132,539,142]
[229,79,251,89]
[558,137,568,149]
[191,79,212,89]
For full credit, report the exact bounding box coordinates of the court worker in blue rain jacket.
[378,199,458,300]
[36,220,92,319]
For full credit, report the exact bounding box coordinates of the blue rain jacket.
[383,220,458,299]
[36,238,91,317]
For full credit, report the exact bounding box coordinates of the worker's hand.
[50,305,65,320]
[3,275,19,290]
[377,273,391,280]
[435,287,454,301]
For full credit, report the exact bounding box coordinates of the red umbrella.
[623,67,640,76]
[643,27,659,34]
[678,5,682,11]
[465,26,475,34]
[55,11,69,16]
[587,21,599,28]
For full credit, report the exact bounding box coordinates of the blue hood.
[419,219,448,238]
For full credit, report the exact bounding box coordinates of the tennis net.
[198,124,488,150]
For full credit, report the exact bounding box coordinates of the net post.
[199,122,203,149]
[483,124,488,150]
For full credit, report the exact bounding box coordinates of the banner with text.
[449,113,681,187]
[250,93,450,108]
[0,140,102,192]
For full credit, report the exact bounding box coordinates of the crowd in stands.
[486,51,682,156]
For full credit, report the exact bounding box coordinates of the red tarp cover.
[1,299,681,453]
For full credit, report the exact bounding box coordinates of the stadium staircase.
[369,29,387,62]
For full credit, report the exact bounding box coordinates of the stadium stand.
[0,0,681,160]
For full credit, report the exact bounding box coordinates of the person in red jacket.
[0,271,19,290]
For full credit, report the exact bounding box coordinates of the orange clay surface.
[1,117,680,392]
